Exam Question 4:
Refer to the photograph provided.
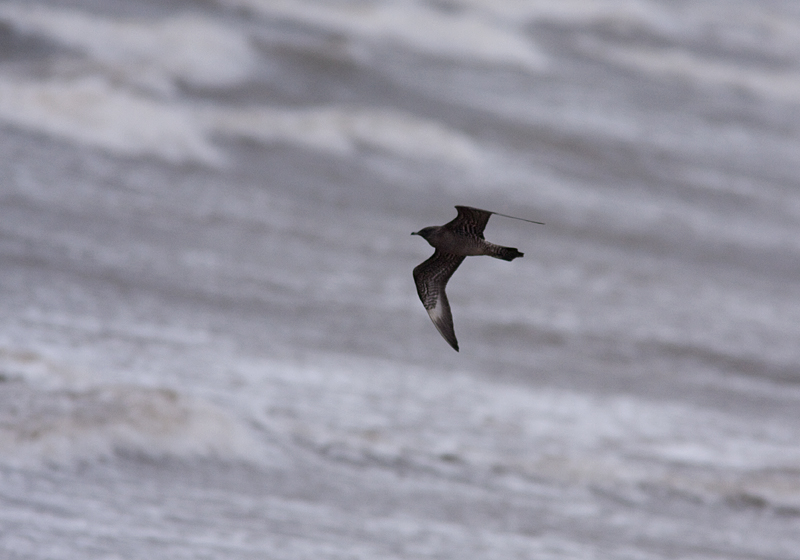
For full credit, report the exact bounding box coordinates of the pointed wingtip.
[427,308,459,352]
[435,329,459,352]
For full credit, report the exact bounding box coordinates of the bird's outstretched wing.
[444,206,494,238]
[413,250,466,351]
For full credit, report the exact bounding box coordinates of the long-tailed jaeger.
[412,205,543,352]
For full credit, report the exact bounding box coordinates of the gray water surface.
[1,1,799,558]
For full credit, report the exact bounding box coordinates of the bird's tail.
[487,244,523,261]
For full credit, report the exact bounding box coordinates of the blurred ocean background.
[1,1,800,558]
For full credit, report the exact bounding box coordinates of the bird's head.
[411,226,437,240]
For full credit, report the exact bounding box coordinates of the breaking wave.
[219,0,547,71]
[0,383,265,466]
[0,5,257,94]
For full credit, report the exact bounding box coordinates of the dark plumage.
[411,205,542,351]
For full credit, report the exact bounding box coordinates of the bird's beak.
[411,231,418,236]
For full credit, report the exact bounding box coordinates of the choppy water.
[1,1,800,558]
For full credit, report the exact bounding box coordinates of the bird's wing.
[444,206,494,239]
[413,250,466,351]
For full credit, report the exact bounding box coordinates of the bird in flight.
[412,205,543,351]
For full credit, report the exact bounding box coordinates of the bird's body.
[412,205,541,351]
[414,226,521,259]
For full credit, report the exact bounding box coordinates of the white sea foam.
[0,75,224,164]
[592,42,800,104]
[0,384,266,466]
[0,72,484,166]
[450,0,665,25]
[0,3,490,166]
[219,0,547,70]
[0,5,257,94]
[208,105,485,164]
[456,0,800,58]
[250,353,800,506]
